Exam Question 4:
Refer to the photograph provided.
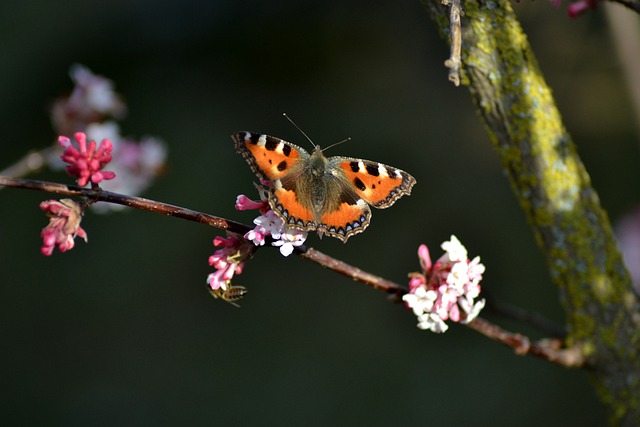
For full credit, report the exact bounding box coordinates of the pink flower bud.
[58,132,116,187]
[40,199,88,256]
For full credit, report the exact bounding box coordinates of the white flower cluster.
[403,236,486,333]
[237,194,307,257]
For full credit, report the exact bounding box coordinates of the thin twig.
[0,147,55,179]
[2,175,582,366]
[0,176,407,295]
[0,176,248,234]
[443,0,463,86]
[484,292,567,338]
[467,318,585,368]
[297,247,407,295]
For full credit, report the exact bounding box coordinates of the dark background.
[1,1,638,425]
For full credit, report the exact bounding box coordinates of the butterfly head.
[308,146,330,178]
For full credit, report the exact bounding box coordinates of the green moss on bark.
[422,0,640,424]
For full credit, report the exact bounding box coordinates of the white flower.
[85,121,122,143]
[272,228,307,257]
[468,256,486,284]
[417,312,449,333]
[246,206,306,256]
[405,235,486,333]
[402,286,436,316]
[70,64,123,115]
[460,297,486,324]
[254,210,285,239]
[244,226,267,246]
[447,261,470,290]
[441,235,468,262]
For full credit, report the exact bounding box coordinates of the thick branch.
[606,0,640,14]
[421,0,640,424]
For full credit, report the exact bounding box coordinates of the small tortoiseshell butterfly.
[233,132,416,242]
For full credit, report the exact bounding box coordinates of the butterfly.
[233,131,416,243]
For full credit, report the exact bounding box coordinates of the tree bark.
[421,0,640,424]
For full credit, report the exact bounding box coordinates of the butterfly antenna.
[283,113,316,148]
[322,137,351,153]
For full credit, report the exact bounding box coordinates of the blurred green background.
[1,0,639,425]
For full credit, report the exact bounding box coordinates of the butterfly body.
[233,132,416,242]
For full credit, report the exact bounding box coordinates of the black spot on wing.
[349,162,359,172]
[386,166,399,177]
[277,160,287,171]
[365,164,379,176]
[248,133,261,145]
[282,144,292,156]
[354,177,366,192]
[265,137,279,151]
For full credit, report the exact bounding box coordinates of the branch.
[484,293,567,338]
[606,0,640,14]
[2,175,592,366]
[0,176,247,233]
[422,0,640,422]
[0,176,407,296]
[298,248,407,296]
[0,147,55,179]
[443,0,463,86]
[467,318,585,367]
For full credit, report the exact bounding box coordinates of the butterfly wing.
[233,132,309,182]
[331,157,416,208]
[270,173,319,230]
[315,183,372,242]
[233,131,318,229]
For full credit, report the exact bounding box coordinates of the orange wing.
[233,132,308,181]
[335,158,416,208]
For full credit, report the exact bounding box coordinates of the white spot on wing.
[273,179,284,191]
[378,165,389,177]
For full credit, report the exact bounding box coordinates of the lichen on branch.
[421,0,640,423]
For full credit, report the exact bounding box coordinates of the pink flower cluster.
[38,128,117,256]
[206,190,308,303]
[207,233,255,293]
[50,66,167,211]
[403,235,486,333]
[59,132,116,187]
[236,189,307,257]
[82,123,167,212]
[40,199,88,256]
